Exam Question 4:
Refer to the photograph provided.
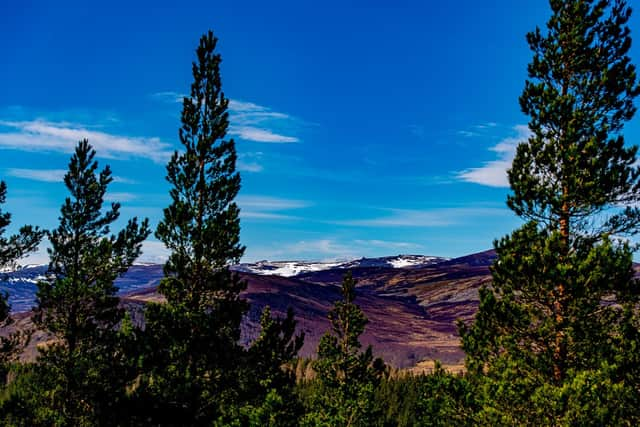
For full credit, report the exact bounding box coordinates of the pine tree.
[302,272,385,427]
[30,139,150,425]
[461,0,640,423]
[135,30,248,424]
[0,181,43,384]
[239,306,305,426]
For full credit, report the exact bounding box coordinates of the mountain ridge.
[0,250,497,368]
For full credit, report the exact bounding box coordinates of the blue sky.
[2,1,640,263]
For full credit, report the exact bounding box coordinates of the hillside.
[0,251,495,369]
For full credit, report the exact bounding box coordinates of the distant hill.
[0,251,494,369]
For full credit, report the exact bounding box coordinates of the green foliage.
[134,30,305,425]
[462,0,640,423]
[302,272,385,427]
[415,363,476,426]
[237,306,305,426]
[0,181,44,271]
[373,369,475,427]
[0,181,44,385]
[14,140,151,425]
[511,0,640,238]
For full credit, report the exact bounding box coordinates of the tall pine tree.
[31,140,150,425]
[135,30,249,424]
[461,0,640,423]
[134,30,305,426]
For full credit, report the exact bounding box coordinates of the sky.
[2,1,640,264]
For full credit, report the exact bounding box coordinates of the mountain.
[231,254,447,277]
[0,252,493,369]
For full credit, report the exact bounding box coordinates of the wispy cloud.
[282,239,356,260]
[237,161,263,173]
[0,120,173,163]
[457,125,531,188]
[228,100,299,143]
[6,168,137,184]
[150,94,302,143]
[104,192,138,202]
[237,151,264,173]
[229,126,298,143]
[246,238,424,262]
[473,122,498,130]
[236,195,310,210]
[151,91,185,104]
[337,207,508,228]
[241,211,298,221]
[6,168,66,182]
[353,239,422,249]
[457,130,479,138]
[237,195,310,221]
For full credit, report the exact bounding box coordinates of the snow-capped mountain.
[0,255,449,311]
[232,255,448,277]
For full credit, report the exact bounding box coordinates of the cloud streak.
[0,120,173,163]
[228,100,300,143]
[337,207,508,228]
[151,91,185,104]
[6,168,66,182]
[229,126,298,143]
[150,93,302,143]
[6,167,136,184]
[457,125,531,187]
[237,195,310,221]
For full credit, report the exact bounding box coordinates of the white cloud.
[237,161,263,172]
[150,94,302,143]
[236,195,310,211]
[228,99,299,143]
[237,152,264,173]
[457,130,479,138]
[284,239,356,260]
[353,239,422,249]
[104,192,138,202]
[337,207,508,228]
[229,126,298,143]
[237,195,310,222]
[240,211,299,221]
[112,176,137,184]
[245,238,424,263]
[6,168,66,182]
[457,124,531,188]
[474,122,498,130]
[151,91,185,103]
[0,120,173,163]
[137,239,169,264]
[6,167,137,184]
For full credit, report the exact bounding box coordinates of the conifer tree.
[135,30,248,424]
[302,272,385,427]
[239,306,305,426]
[461,0,640,423]
[31,139,150,425]
[0,181,43,384]
[134,30,305,425]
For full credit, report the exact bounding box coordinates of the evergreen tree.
[29,139,150,425]
[238,306,305,426]
[302,272,385,427]
[461,0,640,423]
[135,30,248,424]
[0,181,43,384]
